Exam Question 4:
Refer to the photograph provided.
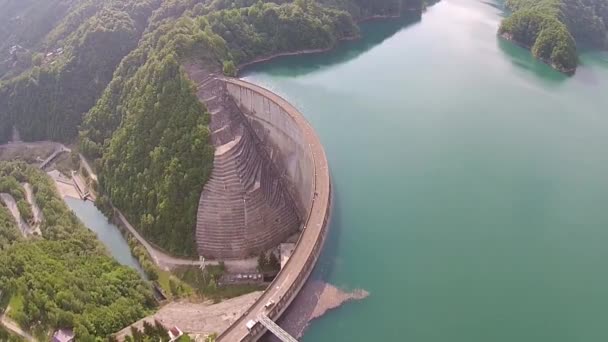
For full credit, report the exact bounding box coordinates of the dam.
[185,61,331,341]
[214,78,331,341]
[192,67,301,260]
[239,2,608,341]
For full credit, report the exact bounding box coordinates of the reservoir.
[242,0,608,341]
[64,197,145,277]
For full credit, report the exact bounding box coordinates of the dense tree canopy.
[98,55,213,256]
[79,0,368,256]
[0,0,162,143]
[499,0,608,72]
[0,203,20,251]
[3,0,426,257]
[0,162,155,340]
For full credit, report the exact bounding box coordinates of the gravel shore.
[263,281,369,341]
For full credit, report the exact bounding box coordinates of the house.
[168,326,184,342]
[52,329,75,342]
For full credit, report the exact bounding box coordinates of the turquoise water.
[64,197,145,277]
[242,0,608,341]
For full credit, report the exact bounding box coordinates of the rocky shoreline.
[262,281,369,341]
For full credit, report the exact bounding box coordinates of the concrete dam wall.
[218,79,332,341]
[188,64,301,259]
[225,82,315,219]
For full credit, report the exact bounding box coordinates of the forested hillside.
[499,0,608,72]
[0,0,81,79]
[0,0,162,143]
[0,162,155,340]
[0,203,20,251]
[1,0,425,256]
[79,0,422,256]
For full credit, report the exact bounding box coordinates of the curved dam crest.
[205,78,332,341]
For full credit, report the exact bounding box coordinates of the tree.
[32,53,44,67]
[222,60,237,76]
[257,252,268,271]
[0,161,155,340]
[268,252,280,271]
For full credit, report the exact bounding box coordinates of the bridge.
[39,144,70,170]
[257,314,298,342]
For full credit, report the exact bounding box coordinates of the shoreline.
[498,32,576,75]
[237,11,420,74]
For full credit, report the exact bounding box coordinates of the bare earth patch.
[115,291,263,341]
[263,281,369,341]
[0,142,59,164]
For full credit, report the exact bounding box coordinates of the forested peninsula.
[499,0,608,73]
[0,0,426,258]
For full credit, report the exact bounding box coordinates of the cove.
[64,197,145,278]
[242,0,608,341]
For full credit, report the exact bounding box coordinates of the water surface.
[65,197,145,277]
[243,0,608,341]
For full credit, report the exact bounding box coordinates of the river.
[242,0,608,341]
[64,197,145,277]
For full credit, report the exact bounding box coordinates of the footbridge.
[215,79,331,341]
[39,144,70,170]
[257,314,298,342]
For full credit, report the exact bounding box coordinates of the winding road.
[1,307,34,341]
[116,209,256,271]
[76,154,256,271]
[22,183,42,235]
[0,193,32,237]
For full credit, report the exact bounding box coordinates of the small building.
[52,329,75,342]
[168,326,184,342]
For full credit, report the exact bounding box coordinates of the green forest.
[1,0,424,256]
[499,0,608,72]
[0,162,155,340]
[0,0,162,142]
[79,0,423,256]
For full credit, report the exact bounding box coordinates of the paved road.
[116,210,257,271]
[115,210,204,269]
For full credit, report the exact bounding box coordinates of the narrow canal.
[242,0,608,341]
[64,197,145,277]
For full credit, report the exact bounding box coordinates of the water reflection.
[241,14,422,77]
[496,38,569,83]
[65,197,146,278]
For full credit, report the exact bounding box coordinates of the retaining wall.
[218,79,331,341]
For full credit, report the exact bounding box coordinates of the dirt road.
[0,193,32,236]
[115,291,262,340]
